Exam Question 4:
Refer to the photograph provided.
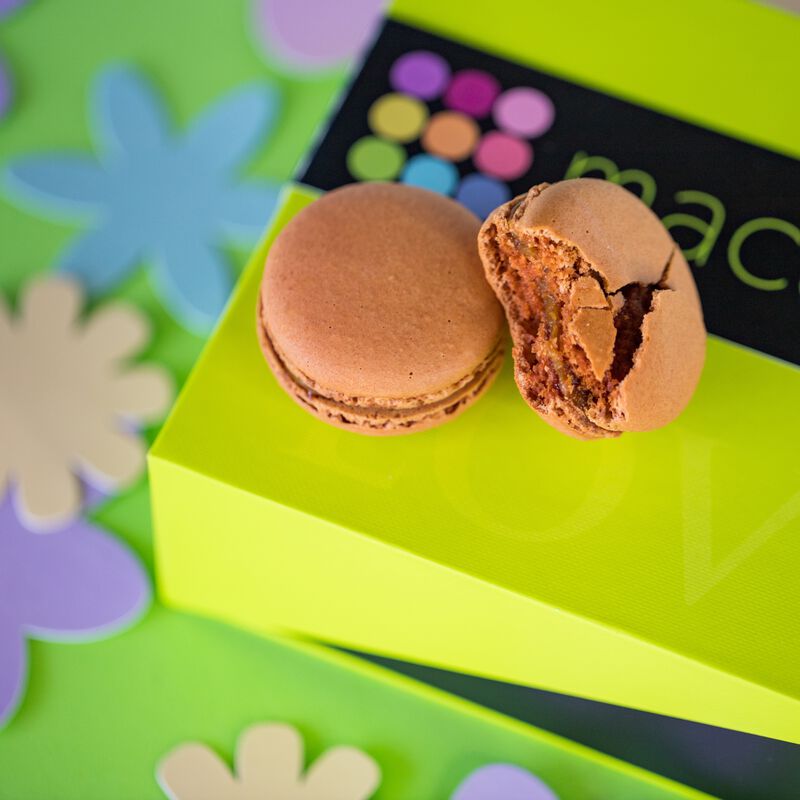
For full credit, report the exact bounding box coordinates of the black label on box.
[300,20,800,366]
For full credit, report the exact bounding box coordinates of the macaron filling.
[257,295,504,431]
[480,198,675,439]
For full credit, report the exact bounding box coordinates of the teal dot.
[401,154,458,195]
[346,136,406,181]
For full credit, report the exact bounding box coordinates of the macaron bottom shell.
[257,295,505,435]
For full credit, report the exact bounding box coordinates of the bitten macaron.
[478,178,706,440]
[257,183,505,434]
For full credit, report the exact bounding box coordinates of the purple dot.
[444,70,501,118]
[493,87,555,138]
[456,173,511,219]
[390,51,450,100]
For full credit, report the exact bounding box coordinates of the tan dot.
[421,111,480,161]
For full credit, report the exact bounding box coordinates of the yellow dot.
[368,93,428,143]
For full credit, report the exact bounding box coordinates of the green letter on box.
[564,151,657,207]
[728,217,800,291]
[663,191,726,267]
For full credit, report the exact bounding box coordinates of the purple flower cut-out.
[0,58,10,118]
[0,0,31,120]
[451,764,559,800]
[0,0,29,16]
[253,0,386,72]
[0,493,150,725]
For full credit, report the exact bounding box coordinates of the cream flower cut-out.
[0,276,172,530]
[157,723,381,800]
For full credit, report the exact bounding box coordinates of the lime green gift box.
[151,0,800,748]
[151,183,800,746]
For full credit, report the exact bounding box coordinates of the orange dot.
[421,111,480,161]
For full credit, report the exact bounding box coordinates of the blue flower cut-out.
[4,66,282,331]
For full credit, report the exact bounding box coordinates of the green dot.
[347,136,406,181]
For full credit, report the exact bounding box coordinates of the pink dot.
[474,132,533,180]
[443,70,500,118]
[493,87,555,138]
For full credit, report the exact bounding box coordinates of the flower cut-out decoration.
[252,0,386,73]
[0,57,10,119]
[4,65,282,331]
[0,276,172,530]
[158,722,381,800]
[451,763,559,800]
[0,491,150,725]
[0,0,28,14]
[0,0,31,119]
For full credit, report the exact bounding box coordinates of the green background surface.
[0,604,710,799]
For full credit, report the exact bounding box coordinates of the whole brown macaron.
[478,178,706,440]
[258,183,505,435]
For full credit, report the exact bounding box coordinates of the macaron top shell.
[516,178,673,292]
[261,183,504,400]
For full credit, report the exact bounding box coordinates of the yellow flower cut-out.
[0,276,172,530]
[158,723,381,800]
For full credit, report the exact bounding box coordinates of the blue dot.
[455,173,511,219]
[400,154,458,195]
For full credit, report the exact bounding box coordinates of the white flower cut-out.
[0,276,172,530]
[158,723,381,800]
